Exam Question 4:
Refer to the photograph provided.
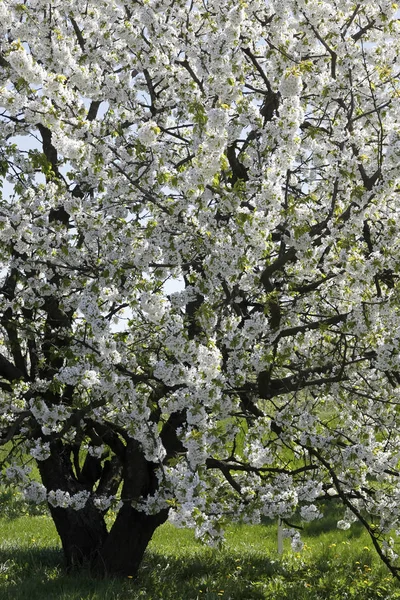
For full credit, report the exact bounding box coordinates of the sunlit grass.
[1,507,400,600]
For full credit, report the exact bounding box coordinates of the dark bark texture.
[97,505,168,577]
[38,438,168,577]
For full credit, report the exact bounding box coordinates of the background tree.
[1,0,400,579]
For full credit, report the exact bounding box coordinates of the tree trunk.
[95,437,169,577]
[38,441,108,569]
[38,439,169,577]
[96,504,169,577]
[48,503,108,570]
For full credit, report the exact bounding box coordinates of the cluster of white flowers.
[140,292,168,323]
[194,515,224,547]
[4,465,31,484]
[290,531,304,552]
[29,398,71,435]
[56,365,84,386]
[382,538,399,561]
[300,504,321,522]
[135,489,170,515]
[153,359,188,386]
[97,338,122,365]
[139,428,167,463]
[196,344,221,383]
[51,130,84,161]
[137,121,159,147]
[245,439,273,468]
[87,444,105,458]
[93,495,114,511]
[281,527,304,552]
[56,365,100,389]
[8,46,44,85]
[296,481,323,503]
[2,0,400,577]
[206,107,229,132]
[23,481,47,504]
[279,72,302,98]
[81,370,101,389]
[48,489,90,510]
[182,428,208,469]
[30,438,51,461]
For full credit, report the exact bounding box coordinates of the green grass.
[1,505,400,600]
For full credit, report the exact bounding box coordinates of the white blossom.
[1,0,400,578]
[23,481,47,504]
[93,495,114,511]
[48,489,90,510]
[300,504,321,522]
[279,73,302,98]
[137,121,160,146]
[30,439,51,461]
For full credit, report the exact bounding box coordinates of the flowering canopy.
[1,0,400,577]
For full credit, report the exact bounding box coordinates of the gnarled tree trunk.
[48,503,108,570]
[95,437,169,576]
[96,504,169,577]
[38,438,169,577]
[38,441,108,569]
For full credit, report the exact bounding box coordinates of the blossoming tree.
[1,0,400,578]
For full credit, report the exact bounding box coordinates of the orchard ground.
[0,490,399,600]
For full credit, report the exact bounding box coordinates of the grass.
[0,489,400,599]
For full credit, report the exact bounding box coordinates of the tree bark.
[48,503,108,570]
[38,439,169,577]
[96,504,169,577]
[95,437,169,576]
[38,442,108,569]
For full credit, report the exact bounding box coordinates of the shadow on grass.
[1,543,400,600]
[0,545,62,568]
[138,550,283,600]
[0,545,283,600]
[263,499,365,539]
[300,500,364,538]
[304,516,364,538]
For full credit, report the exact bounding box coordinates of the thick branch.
[70,16,86,51]
[260,248,297,291]
[273,313,348,343]
[0,352,25,382]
